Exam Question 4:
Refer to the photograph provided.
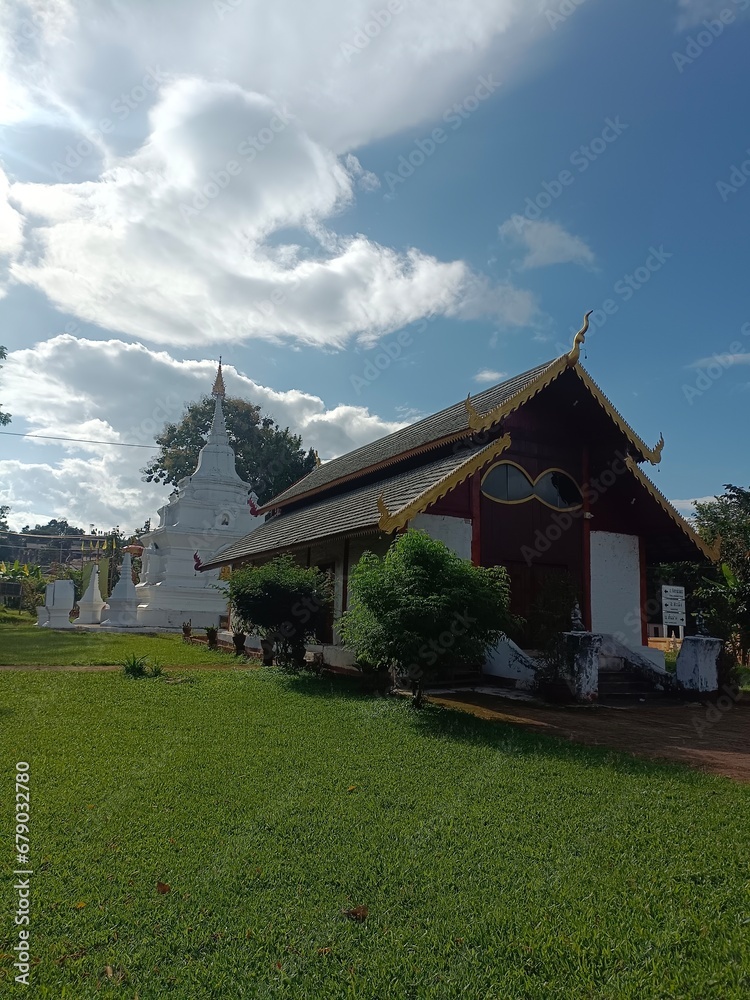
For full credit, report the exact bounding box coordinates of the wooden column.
[341,537,350,613]
[581,447,592,631]
[470,473,482,566]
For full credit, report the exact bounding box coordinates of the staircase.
[598,666,663,701]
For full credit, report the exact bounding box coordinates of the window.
[481,461,582,512]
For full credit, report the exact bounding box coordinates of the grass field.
[0,668,748,999]
[0,616,235,666]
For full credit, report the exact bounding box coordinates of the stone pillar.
[74,565,106,625]
[676,636,721,693]
[101,554,139,627]
[562,631,602,702]
[41,579,75,629]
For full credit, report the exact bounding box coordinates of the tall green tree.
[142,396,317,504]
[0,346,11,426]
[694,484,750,668]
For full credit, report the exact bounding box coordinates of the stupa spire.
[211,357,226,399]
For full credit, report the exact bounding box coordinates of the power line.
[0,430,155,449]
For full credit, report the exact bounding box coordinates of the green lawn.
[0,670,748,999]
[0,619,235,666]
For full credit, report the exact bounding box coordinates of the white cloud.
[499,216,596,270]
[689,352,750,368]
[473,368,507,383]
[0,0,538,153]
[5,76,536,350]
[671,496,716,516]
[0,335,407,531]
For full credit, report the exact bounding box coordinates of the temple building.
[135,362,263,629]
[200,317,714,679]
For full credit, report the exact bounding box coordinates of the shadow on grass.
[279,669,721,786]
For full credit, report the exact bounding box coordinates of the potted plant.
[232,630,247,656]
[182,619,192,640]
[205,625,219,649]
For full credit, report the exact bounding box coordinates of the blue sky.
[0,0,747,531]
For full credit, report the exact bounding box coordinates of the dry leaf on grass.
[156,881,171,894]
[342,905,368,921]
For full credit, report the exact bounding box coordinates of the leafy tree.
[338,530,515,705]
[654,485,750,672]
[693,485,750,668]
[142,396,317,504]
[0,505,9,532]
[224,555,332,670]
[0,346,11,426]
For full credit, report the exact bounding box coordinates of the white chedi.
[74,564,107,625]
[134,362,263,629]
[101,553,139,627]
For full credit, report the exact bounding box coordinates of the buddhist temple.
[200,317,714,681]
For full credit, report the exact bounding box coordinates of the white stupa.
[135,361,263,629]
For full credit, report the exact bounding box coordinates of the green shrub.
[121,653,163,679]
[338,530,516,701]
[224,556,332,671]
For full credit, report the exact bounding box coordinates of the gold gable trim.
[377,434,512,532]
[624,457,718,561]
[465,357,569,432]
[573,367,664,465]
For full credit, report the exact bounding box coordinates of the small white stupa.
[74,564,106,625]
[101,553,138,627]
[135,361,263,629]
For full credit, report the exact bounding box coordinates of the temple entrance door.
[503,562,579,650]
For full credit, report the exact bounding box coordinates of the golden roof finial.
[465,393,483,430]
[211,357,226,399]
[566,310,593,367]
[644,432,665,465]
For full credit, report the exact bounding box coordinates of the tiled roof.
[201,440,493,567]
[263,359,558,508]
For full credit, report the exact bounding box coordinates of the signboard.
[662,585,686,627]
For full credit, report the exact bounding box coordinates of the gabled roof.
[200,435,512,569]
[258,360,557,511]
[260,317,665,514]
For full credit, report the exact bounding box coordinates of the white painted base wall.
[411,513,472,560]
[589,530,642,649]
[484,638,537,689]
